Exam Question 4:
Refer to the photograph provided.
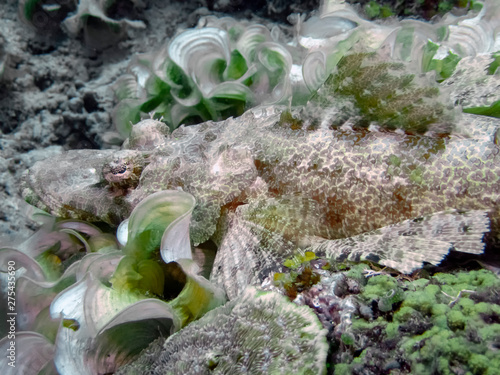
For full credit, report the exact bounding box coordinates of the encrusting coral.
[116,286,329,375]
[261,256,500,374]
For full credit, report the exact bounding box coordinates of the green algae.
[345,263,370,282]
[422,40,462,81]
[274,251,323,300]
[333,269,500,374]
[283,251,318,269]
[311,52,454,133]
[348,0,483,21]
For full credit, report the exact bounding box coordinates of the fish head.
[21,149,149,225]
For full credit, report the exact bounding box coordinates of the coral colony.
[1,0,500,374]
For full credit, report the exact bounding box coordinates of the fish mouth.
[21,149,147,225]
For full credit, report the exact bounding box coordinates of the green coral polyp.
[225,50,248,80]
[487,52,500,75]
[113,21,295,135]
[110,256,165,296]
[35,250,63,282]
[422,41,462,81]
[378,288,404,312]
[463,100,500,118]
[19,0,146,47]
[62,318,80,332]
[447,309,467,330]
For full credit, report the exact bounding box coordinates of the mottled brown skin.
[22,106,500,249]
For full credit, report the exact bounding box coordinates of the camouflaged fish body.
[22,104,500,296]
[23,106,500,243]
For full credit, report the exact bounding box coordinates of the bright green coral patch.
[334,269,500,374]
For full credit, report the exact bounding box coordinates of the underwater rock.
[0,33,9,81]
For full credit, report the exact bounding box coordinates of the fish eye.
[109,163,128,176]
[103,159,136,184]
[101,153,147,192]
